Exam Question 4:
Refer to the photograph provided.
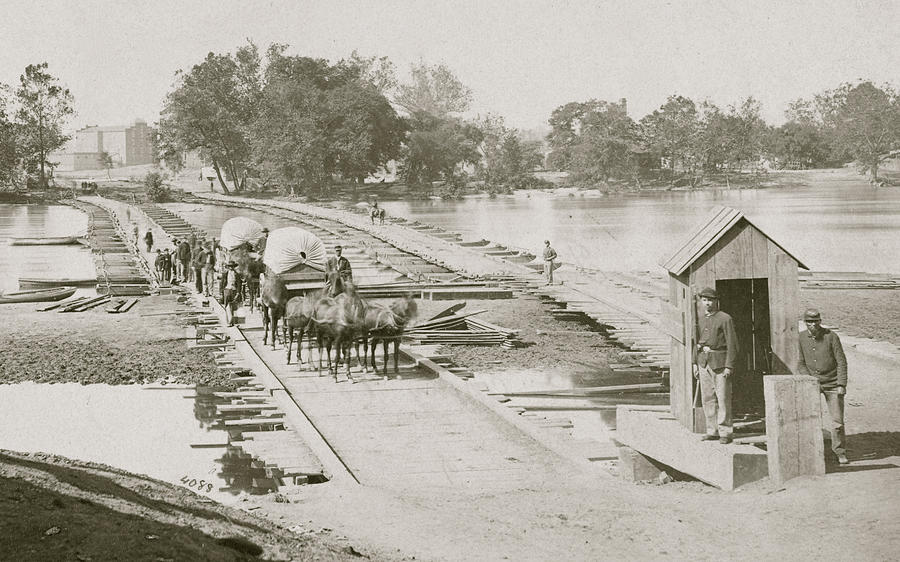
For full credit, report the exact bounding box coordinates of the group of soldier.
[694,287,849,465]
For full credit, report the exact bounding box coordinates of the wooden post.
[763,375,825,484]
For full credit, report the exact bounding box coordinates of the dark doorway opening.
[716,278,770,417]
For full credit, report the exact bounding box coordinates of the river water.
[376,174,900,273]
[0,204,95,292]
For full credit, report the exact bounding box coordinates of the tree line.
[161,42,900,193]
[548,82,900,187]
[2,47,898,194]
[157,42,543,195]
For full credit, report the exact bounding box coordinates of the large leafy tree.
[14,63,74,188]
[394,62,472,118]
[476,114,543,185]
[767,121,832,168]
[251,48,403,193]
[251,50,332,193]
[639,95,701,177]
[693,98,768,176]
[159,43,262,192]
[0,85,23,190]
[400,111,482,184]
[822,82,900,179]
[547,99,638,183]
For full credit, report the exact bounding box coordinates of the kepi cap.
[803,308,822,322]
[698,287,719,299]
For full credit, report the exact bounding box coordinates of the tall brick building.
[73,119,155,167]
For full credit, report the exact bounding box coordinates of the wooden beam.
[763,375,825,485]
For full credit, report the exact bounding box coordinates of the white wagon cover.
[219,216,265,250]
[263,227,327,274]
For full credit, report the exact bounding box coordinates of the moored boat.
[9,236,86,246]
[0,286,77,304]
[19,277,98,289]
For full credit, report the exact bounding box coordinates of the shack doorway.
[716,278,770,416]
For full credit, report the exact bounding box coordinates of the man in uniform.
[693,287,739,444]
[335,245,352,283]
[797,308,849,465]
[542,240,558,285]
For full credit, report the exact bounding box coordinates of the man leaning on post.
[693,287,739,444]
[797,308,850,465]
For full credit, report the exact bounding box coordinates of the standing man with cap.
[335,245,353,283]
[542,240,558,285]
[693,287,739,444]
[797,308,849,465]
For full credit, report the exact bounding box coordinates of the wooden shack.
[659,206,809,431]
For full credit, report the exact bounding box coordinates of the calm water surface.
[378,176,900,273]
[0,383,249,503]
[0,204,95,291]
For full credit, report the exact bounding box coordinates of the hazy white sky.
[1,0,897,132]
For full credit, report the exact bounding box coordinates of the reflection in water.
[377,177,900,273]
[0,204,95,292]
[0,383,287,502]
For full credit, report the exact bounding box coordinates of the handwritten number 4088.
[181,476,214,493]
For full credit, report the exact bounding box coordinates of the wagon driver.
[335,245,353,282]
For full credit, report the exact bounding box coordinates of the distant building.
[52,152,104,171]
[71,119,156,168]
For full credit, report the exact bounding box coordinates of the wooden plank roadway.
[241,326,574,491]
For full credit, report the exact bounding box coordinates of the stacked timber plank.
[406,309,525,348]
[68,200,151,296]
[799,271,900,290]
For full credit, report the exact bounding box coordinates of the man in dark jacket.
[335,245,352,282]
[177,239,192,284]
[797,308,849,464]
[693,287,739,444]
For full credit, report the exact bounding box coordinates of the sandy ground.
[0,295,234,387]
[801,288,900,346]
[2,286,899,560]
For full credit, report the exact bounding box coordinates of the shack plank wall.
[750,227,769,278]
[770,250,800,373]
[669,277,693,428]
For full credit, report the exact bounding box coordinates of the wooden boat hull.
[0,286,77,304]
[19,277,98,289]
[9,236,85,246]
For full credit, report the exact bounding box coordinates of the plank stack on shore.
[406,308,525,348]
[799,271,900,290]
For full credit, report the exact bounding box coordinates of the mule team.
[226,244,417,383]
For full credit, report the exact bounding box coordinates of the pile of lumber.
[406,308,524,348]
[799,271,900,290]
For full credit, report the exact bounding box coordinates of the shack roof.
[659,205,809,275]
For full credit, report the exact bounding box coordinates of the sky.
[1,0,898,133]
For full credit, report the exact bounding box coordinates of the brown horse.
[365,295,418,376]
[259,268,288,349]
[310,278,367,381]
[232,247,287,349]
[284,265,344,367]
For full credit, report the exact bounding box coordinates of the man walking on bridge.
[542,240,557,285]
